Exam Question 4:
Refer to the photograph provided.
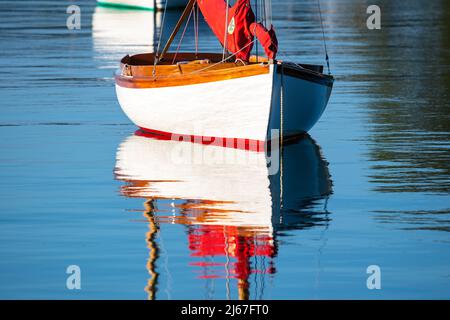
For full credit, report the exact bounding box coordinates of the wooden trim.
[120,52,269,66]
[116,61,271,89]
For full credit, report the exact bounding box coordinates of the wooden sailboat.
[115,0,334,144]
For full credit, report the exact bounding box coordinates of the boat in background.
[97,0,187,11]
[92,7,161,60]
[115,0,334,144]
[92,7,184,63]
[114,133,332,299]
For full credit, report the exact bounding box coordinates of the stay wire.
[317,0,331,74]
[153,0,169,76]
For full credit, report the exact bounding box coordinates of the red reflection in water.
[187,224,276,298]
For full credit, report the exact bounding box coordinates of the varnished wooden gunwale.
[121,52,268,66]
[115,52,332,89]
[116,52,271,89]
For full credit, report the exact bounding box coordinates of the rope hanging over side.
[317,0,331,74]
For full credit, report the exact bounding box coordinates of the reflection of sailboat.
[114,134,332,299]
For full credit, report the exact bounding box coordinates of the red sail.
[197,0,278,61]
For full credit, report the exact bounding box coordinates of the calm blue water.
[0,0,449,299]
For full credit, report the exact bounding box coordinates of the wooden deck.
[115,52,271,89]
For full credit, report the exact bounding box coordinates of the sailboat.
[97,0,187,11]
[115,0,334,144]
[114,133,332,299]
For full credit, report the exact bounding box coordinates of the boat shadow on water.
[114,133,333,299]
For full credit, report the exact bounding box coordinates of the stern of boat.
[267,62,334,139]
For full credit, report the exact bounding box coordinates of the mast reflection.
[115,134,332,299]
[144,199,159,300]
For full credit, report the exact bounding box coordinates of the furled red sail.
[197,0,278,61]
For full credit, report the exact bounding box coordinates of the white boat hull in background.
[116,63,333,142]
[92,7,161,59]
[97,0,187,10]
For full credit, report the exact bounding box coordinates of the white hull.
[116,63,333,141]
[97,0,187,10]
[116,65,274,141]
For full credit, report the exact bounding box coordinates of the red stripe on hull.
[135,127,266,152]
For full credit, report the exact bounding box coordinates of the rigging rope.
[317,0,331,74]
[188,39,257,75]
[255,0,259,63]
[172,7,194,64]
[279,64,284,223]
[194,2,199,55]
[222,0,230,60]
[264,0,272,29]
[261,0,267,27]
[152,0,169,77]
